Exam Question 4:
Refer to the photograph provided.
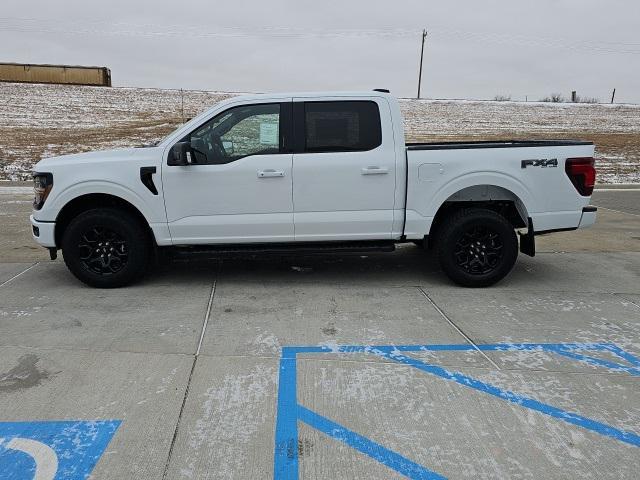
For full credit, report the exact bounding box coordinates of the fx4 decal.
[521,158,558,168]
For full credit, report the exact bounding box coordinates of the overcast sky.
[1,0,639,102]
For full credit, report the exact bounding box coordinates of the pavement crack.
[616,293,640,310]
[161,354,198,480]
[417,286,502,370]
[161,267,219,479]
[196,279,217,356]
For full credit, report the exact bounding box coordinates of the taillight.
[565,157,595,196]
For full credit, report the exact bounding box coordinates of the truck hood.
[34,147,162,171]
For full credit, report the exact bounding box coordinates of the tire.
[61,208,150,288]
[435,208,518,287]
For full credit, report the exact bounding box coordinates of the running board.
[168,241,396,258]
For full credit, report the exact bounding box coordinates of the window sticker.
[259,123,279,145]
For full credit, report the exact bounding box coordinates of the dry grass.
[1,82,639,183]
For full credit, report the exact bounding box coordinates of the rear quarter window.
[304,101,382,153]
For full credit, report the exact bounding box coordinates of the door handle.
[258,169,285,178]
[361,166,389,175]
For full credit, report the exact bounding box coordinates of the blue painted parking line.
[0,420,120,480]
[298,405,445,480]
[274,349,298,479]
[273,342,640,480]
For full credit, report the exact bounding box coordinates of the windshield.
[155,104,223,148]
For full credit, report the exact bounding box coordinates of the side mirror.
[168,141,195,166]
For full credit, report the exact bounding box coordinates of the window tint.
[304,101,381,153]
[185,103,280,164]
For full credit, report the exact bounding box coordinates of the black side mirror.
[168,141,195,166]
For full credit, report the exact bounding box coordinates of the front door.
[292,98,397,241]
[162,102,294,244]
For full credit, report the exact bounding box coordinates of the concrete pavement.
[0,188,639,479]
[592,188,640,216]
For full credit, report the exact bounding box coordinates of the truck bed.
[403,138,596,238]
[406,139,593,151]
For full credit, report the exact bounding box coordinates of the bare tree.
[540,93,566,103]
[493,94,512,101]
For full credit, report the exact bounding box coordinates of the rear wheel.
[61,208,150,288]
[435,208,518,287]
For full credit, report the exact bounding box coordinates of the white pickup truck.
[30,90,597,288]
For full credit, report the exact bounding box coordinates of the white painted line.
[594,206,640,217]
[595,183,640,188]
[0,262,38,288]
[594,189,640,192]
[0,186,32,195]
[7,437,58,480]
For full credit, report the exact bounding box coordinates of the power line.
[0,17,639,55]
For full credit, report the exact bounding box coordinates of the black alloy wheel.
[62,208,150,288]
[453,225,504,275]
[436,208,518,287]
[77,226,129,275]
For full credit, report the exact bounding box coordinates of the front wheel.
[435,208,518,287]
[61,208,150,288]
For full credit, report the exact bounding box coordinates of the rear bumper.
[522,206,597,257]
[578,205,597,229]
[30,215,56,247]
[533,206,597,235]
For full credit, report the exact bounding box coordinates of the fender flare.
[426,172,536,219]
[49,181,158,225]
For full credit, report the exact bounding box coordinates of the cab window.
[184,103,281,164]
[303,101,381,153]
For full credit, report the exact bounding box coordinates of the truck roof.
[228,90,394,102]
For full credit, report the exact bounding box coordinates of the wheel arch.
[55,193,155,247]
[427,183,530,248]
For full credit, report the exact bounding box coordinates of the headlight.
[33,172,53,210]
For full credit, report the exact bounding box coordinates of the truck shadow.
[30,245,612,292]
[148,246,616,293]
[151,245,438,286]
[149,244,560,290]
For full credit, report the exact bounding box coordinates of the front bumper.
[30,215,56,247]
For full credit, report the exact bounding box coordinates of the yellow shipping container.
[0,63,111,87]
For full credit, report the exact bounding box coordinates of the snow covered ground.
[1,82,639,182]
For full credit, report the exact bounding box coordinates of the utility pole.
[417,29,428,99]
[611,88,616,104]
[180,88,185,122]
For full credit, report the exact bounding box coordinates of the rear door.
[292,98,397,241]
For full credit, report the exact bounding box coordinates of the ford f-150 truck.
[30,90,597,288]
